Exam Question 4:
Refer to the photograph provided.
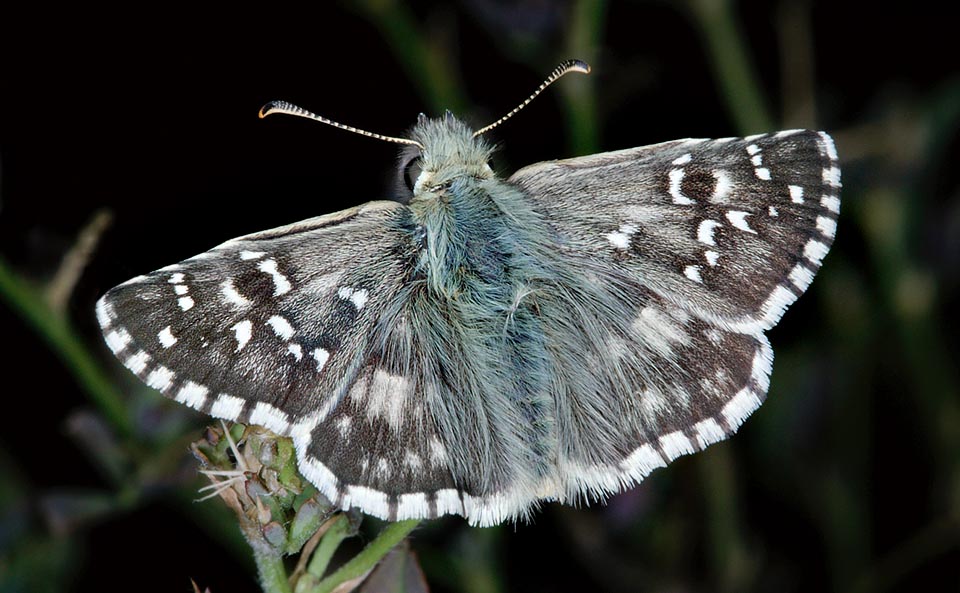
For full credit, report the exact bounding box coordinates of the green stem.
[249,538,293,593]
[304,514,351,582]
[0,256,132,436]
[351,0,466,114]
[561,0,608,155]
[688,0,774,134]
[309,520,420,593]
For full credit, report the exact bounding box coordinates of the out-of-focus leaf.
[357,541,430,593]
[38,489,117,536]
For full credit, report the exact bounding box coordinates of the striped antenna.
[472,59,591,138]
[259,100,424,149]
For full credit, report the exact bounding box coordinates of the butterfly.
[96,60,840,526]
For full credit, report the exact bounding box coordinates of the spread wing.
[503,130,839,506]
[510,130,840,332]
[97,201,466,520]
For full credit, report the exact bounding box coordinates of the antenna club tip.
[258,101,280,119]
[569,59,591,74]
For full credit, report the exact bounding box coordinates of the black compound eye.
[404,157,423,192]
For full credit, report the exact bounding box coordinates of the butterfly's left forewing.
[97,201,458,510]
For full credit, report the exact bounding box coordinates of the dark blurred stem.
[688,0,774,133]
[701,447,753,591]
[560,0,607,155]
[46,209,113,315]
[776,0,816,127]
[309,520,420,593]
[0,256,131,437]
[848,515,960,593]
[351,0,467,114]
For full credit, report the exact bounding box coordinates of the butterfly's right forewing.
[511,130,840,333]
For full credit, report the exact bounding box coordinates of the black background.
[2,1,958,592]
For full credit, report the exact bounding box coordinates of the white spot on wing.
[367,369,411,430]
[697,219,721,246]
[705,250,719,266]
[751,154,763,167]
[755,167,771,180]
[344,485,389,520]
[177,296,195,311]
[789,185,804,204]
[746,144,761,155]
[249,402,290,435]
[350,289,369,310]
[312,348,330,372]
[257,258,292,296]
[124,350,150,375]
[146,365,174,391]
[606,224,638,250]
[818,131,838,160]
[267,315,295,340]
[726,210,756,234]
[105,328,132,354]
[287,343,303,361]
[174,284,189,296]
[239,250,266,261]
[95,298,115,329]
[221,279,252,308]
[711,170,732,201]
[722,388,762,430]
[403,450,423,471]
[429,437,448,466]
[606,231,630,249]
[684,265,703,283]
[671,153,692,165]
[803,239,829,266]
[668,169,694,205]
[175,380,208,409]
[659,431,695,461]
[397,493,429,520]
[693,418,726,448]
[620,444,667,481]
[768,206,778,217]
[168,273,185,284]
[816,215,837,239]
[211,393,245,421]
[822,166,842,187]
[337,287,369,310]
[789,264,815,292]
[158,326,177,348]
[336,416,352,437]
[821,195,840,214]
[232,320,253,352]
[633,307,689,357]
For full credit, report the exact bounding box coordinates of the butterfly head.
[397,114,496,201]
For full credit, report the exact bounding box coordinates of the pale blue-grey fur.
[375,115,684,507]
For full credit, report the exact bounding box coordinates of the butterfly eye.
[404,157,423,192]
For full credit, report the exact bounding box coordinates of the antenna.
[258,100,424,149]
[472,59,591,138]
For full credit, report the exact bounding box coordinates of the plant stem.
[308,520,420,593]
[688,0,774,134]
[0,256,132,436]
[304,514,351,582]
